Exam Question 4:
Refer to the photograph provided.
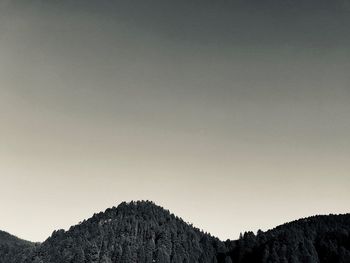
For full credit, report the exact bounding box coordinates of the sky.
[1,0,350,242]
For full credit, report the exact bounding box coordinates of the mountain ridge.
[1,201,350,262]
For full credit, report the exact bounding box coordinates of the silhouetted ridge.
[1,201,349,262]
[222,214,350,263]
[29,201,222,263]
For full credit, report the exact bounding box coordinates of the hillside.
[1,201,349,262]
[0,231,35,263]
[223,214,350,262]
[26,201,222,263]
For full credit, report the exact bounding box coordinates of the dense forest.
[1,201,349,262]
[0,230,36,263]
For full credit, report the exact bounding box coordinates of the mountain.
[222,214,350,263]
[24,201,222,263]
[1,201,350,262]
[0,230,35,263]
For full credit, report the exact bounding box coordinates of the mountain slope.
[223,214,350,263]
[1,201,350,262]
[0,230,35,263]
[27,201,222,263]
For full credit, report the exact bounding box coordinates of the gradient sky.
[1,0,350,242]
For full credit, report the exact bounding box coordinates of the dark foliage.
[0,230,35,263]
[221,214,350,263]
[1,201,349,262]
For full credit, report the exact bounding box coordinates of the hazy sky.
[1,0,350,242]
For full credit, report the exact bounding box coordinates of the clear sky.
[1,0,350,242]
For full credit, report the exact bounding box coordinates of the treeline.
[0,230,36,263]
[25,201,221,263]
[1,201,349,262]
[221,214,350,263]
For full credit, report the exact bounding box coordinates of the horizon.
[1,0,349,243]
[3,200,349,243]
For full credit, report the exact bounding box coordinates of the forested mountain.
[1,201,349,262]
[0,231,35,263]
[221,214,350,263]
[24,201,222,263]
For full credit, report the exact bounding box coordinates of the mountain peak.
[103,200,172,219]
[69,200,186,231]
[37,200,220,263]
